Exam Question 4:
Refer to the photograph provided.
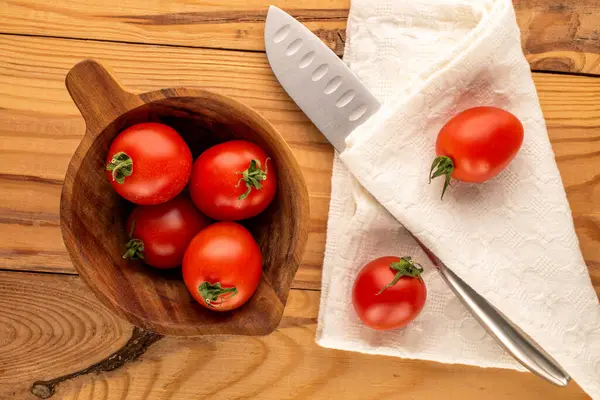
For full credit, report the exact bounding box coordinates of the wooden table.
[1,0,598,398]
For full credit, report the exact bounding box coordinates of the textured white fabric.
[316,0,600,397]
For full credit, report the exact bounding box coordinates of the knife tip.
[267,5,280,14]
[266,4,287,20]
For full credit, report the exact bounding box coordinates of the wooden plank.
[0,0,599,74]
[0,34,599,293]
[515,0,600,74]
[0,271,589,399]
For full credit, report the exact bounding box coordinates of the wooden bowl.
[60,60,309,336]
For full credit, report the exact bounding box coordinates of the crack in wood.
[311,28,346,55]
[108,9,349,26]
[0,173,63,186]
[30,327,163,399]
[0,210,60,227]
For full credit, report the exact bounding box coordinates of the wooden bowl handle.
[66,59,144,134]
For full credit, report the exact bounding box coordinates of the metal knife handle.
[424,249,570,386]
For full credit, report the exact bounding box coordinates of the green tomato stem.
[429,155,454,200]
[198,282,238,307]
[106,151,133,184]
[236,158,270,200]
[377,257,424,295]
[123,238,144,260]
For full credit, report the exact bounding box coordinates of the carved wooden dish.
[60,60,309,336]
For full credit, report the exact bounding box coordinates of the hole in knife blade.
[324,76,343,94]
[336,90,355,107]
[299,52,316,69]
[286,38,303,56]
[312,64,329,81]
[349,104,368,121]
[274,25,291,43]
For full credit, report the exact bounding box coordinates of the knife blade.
[264,5,380,152]
[265,5,570,387]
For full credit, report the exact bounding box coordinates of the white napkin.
[315,0,600,397]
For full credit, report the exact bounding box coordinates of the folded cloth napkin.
[316,0,600,397]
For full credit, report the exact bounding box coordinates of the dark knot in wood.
[30,327,162,398]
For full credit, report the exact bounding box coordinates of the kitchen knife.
[264,5,570,387]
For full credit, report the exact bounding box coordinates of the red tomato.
[429,106,524,198]
[189,140,276,221]
[106,123,192,205]
[124,194,210,269]
[352,256,427,330]
[182,222,262,311]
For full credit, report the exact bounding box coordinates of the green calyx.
[377,257,424,295]
[122,217,144,260]
[123,239,144,260]
[106,151,133,184]
[429,155,454,200]
[198,282,238,307]
[236,158,270,200]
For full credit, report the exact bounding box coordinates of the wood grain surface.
[0,272,589,399]
[0,34,598,295]
[0,272,130,399]
[1,0,599,74]
[0,0,598,397]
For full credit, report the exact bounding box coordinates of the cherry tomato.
[189,140,276,221]
[106,123,192,205]
[429,106,524,198]
[124,194,210,269]
[182,222,262,311]
[352,256,427,330]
